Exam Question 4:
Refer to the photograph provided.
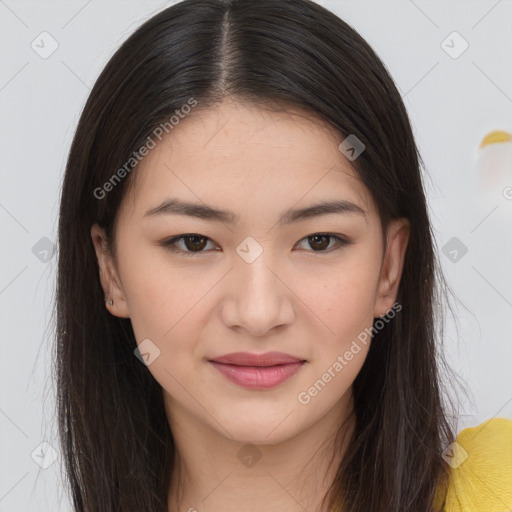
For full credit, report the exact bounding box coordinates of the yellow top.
[434,417,512,511]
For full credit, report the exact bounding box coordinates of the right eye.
[159,234,220,256]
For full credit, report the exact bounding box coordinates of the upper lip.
[209,351,305,367]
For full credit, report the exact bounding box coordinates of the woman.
[54,0,512,511]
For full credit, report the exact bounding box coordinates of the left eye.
[296,233,351,252]
[160,233,352,255]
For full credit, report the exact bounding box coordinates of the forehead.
[121,100,375,220]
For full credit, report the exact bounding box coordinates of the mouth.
[208,352,306,390]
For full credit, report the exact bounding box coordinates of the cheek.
[119,250,210,394]
[292,256,381,377]
[293,269,377,414]
[301,257,380,327]
[116,242,201,342]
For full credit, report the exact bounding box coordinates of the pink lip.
[208,351,306,389]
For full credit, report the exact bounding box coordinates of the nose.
[220,250,295,337]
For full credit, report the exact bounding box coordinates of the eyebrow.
[144,197,366,225]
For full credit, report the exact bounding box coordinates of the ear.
[90,223,130,318]
[373,218,410,318]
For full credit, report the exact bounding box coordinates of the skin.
[91,99,410,512]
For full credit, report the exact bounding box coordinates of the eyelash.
[159,233,353,256]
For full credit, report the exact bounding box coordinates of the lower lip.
[209,361,304,389]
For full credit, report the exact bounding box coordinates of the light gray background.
[1,0,511,510]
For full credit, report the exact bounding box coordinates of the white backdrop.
[1,0,511,510]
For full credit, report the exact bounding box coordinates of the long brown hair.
[54,0,461,510]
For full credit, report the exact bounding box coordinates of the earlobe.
[90,223,130,318]
[373,218,410,318]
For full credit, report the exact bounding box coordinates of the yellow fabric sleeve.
[435,417,512,511]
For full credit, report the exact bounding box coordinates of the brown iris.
[181,234,208,252]
[307,234,330,251]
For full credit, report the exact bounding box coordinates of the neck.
[166,393,355,512]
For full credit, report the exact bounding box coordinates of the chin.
[229,427,294,446]
[214,409,301,446]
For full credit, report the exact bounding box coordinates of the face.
[91,99,409,445]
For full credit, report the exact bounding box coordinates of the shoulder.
[435,417,512,512]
